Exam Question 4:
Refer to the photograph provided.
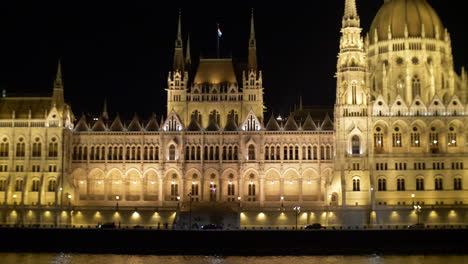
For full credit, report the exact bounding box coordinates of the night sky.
[0,1,466,120]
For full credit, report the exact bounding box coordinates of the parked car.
[98,222,117,229]
[304,223,325,230]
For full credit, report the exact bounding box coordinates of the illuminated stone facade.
[0,0,467,228]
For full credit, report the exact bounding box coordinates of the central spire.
[173,9,184,71]
[342,0,360,28]
[248,8,257,71]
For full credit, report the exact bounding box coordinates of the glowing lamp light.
[192,181,196,185]
[270,181,275,185]
[250,181,254,185]
[328,195,332,199]
[133,181,137,185]
[415,140,419,144]
[67,194,72,199]
[116,196,120,200]
[307,181,312,184]
[396,140,401,144]
[237,196,241,201]
[79,181,84,184]
[289,181,293,185]
[97,181,102,185]
[12,194,17,198]
[151,181,155,185]
[210,182,214,185]
[171,181,175,185]
[411,194,415,198]
[434,140,438,144]
[281,196,284,200]
[115,181,120,184]
[228,181,233,185]
[176,196,181,201]
[378,140,382,144]
[452,140,456,144]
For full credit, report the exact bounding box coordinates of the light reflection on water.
[0,253,467,264]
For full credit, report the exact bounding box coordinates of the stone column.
[298,178,303,202]
[158,178,163,206]
[280,178,284,200]
[219,178,223,202]
[104,179,109,201]
[238,177,243,202]
[259,177,265,206]
[140,179,145,201]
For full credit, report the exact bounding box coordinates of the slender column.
[259,177,265,206]
[219,179,223,202]
[298,178,303,202]
[158,178,163,206]
[238,177,243,201]
[104,179,109,201]
[140,179,145,201]
[280,178,284,200]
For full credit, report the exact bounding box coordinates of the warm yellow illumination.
[271,181,275,185]
[116,195,120,200]
[151,181,155,185]
[79,181,84,184]
[192,181,196,185]
[289,181,293,185]
[228,181,233,185]
[67,194,72,199]
[171,181,175,185]
[98,181,102,185]
[307,181,311,184]
[115,181,120,184]
[133,181,137,185]
[210,181,214,185]
[12,194,17,198]
[132,211,140,218]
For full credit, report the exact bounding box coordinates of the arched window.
[448,127,457,147]
[48,179,57,192]
[397,178,405,191]
[435,177,443,190]
[16,139,25,157]
[31,179,40,192]
[412,76,421,97]
[0,139,9,157]
[454,178,462,190]
[248,145,256,160]
[392,127,402,148]
[378,178,387,191]
[169,145,176,161]
[210,110,220,126]
[0,179,6,191]
[32,139,41,157]
[191,110,202,124]
[353,178,360,191]
[351,136,360,154]
[15,179,24,192]
[48,138,58,157]
[416,178,424,191]
[374,127,384,150]
[351,82,357,104]
[411,127,421,147]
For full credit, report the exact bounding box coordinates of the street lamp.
[293,206,301,230]
[414,204,422,225]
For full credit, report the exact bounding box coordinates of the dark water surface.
[1,253,467,264]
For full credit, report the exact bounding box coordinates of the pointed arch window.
[416,177,424,191]
[392,127,402,148]
[191,110,202,124]
[16,139,25,157]
[435,177,443,191]
[351,82,357,104]
[210,110,221,126]
[397,178,405,191]
[352,178,360,191]
[412,76,421,97]
[169,145,176,161]
[31,179,40,192]
[32,138,42,157]
[454,178,462,191]
[248,145,256,161]
[378,178,387,191]
[351,136,360,154]
[0,139,9,157]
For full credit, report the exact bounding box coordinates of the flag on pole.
[217,24,223,38]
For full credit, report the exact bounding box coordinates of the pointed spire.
[284,113,299,131]
[110,114,124,131]
[302,113,318,131]
[206,115,220,131]
[173,9,184,71]
[52,60,65,110]
[185,34,192,67]
[75,114,89,132]
[92,117,107,132]
[265,114,281,131]
[248,8,257,71]
[102,98,109,121]
[321,114,334,131]
[145,113,160,131]
[342,0,360,28]
[128,113,142,131]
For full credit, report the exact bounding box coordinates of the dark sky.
[0,1,466,120]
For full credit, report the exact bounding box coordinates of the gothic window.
[378,178,387,191]
[448,127,457,147]
[191,184,199,200]
[32,138,41,157]
[0,179,6,191]
[169,145,176,161]
[171,181,179,200]
[374,127,384,150]
[248,145,256,160]
[185,146,190,160]
[16,138,25,157]
[352,82,357,104]
[264,146,269,160]
[228,110,239,124]
[416,178,424,191]
[429,128,439,151]
[15,179,24,192]
[276,146,280,160]
[233,146,238,160]
[435,177,443,190]
[412,76,421,97]
[326,146,331,160]
[48,138,58,158]
[47,179,57,192]
[454,178,462,191]
[411,127,421,147]
[209,182,217,201]
[351,136,360,154]
[392,127,402,148]
[352,178,360,192]
[320,146,325,160]
[397,178,405,191]
[31,179,40,192]
[313,146,318,160]
[228,181,235,196]
[0,138,9,157]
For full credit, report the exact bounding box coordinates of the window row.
[0,178,58,192]
[73,145,160,161]
[375,177,463,191]
[0,141,59,158]
[264,145,333,161]
[184,145,239,161]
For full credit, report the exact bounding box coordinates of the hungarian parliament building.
[0,0,467,228]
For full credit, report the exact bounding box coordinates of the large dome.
[369,0,445,44]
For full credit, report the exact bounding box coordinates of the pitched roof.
[265,114,281,131]
[224,114,238,131]
[75,114,89,132]
[320,114,334,130]
[145,114,159,131]
[91,118,106,131]
[110,114,124,131]
[302,113,318,131]
[194,59,238,84]
[127,114,142,131]
[284,113,299,131]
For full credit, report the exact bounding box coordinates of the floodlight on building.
[151,181,155,185]
[307,181,312,184]
[98,181,102,184]
[12,194,17,198]
[411,194,415,198]
[133,181,137,185]
[192,181,196,185]
[79,181,84,184]
[116,196,120,200]
[228,181,233,185]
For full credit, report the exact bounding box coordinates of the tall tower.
[333,0,371,208]
[167,11,189,119]
[242,9,264,123]
[52,60,65,112]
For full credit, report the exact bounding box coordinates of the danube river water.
[0,253,467,264]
